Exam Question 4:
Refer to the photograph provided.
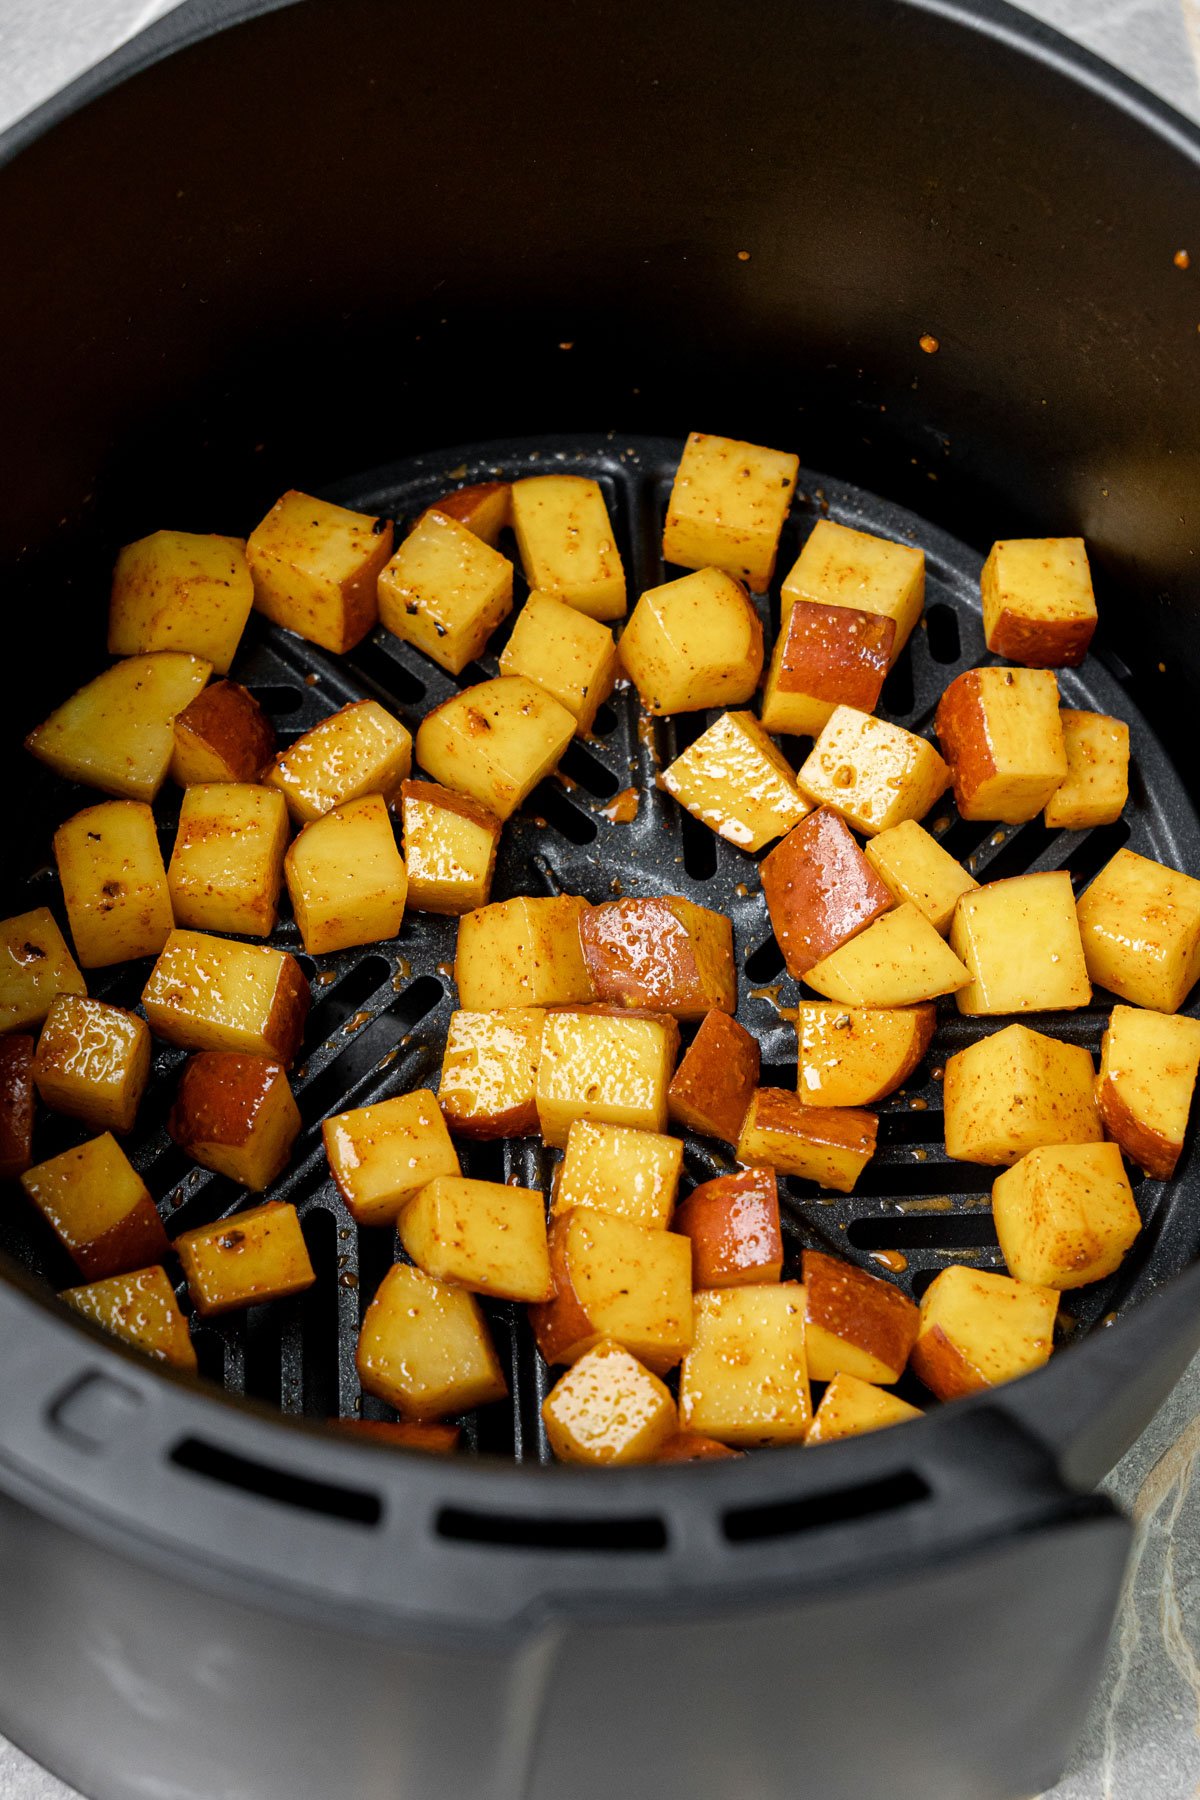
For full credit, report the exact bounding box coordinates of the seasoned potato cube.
[863,819,977,935]
[944,1023,1101,1166]
[981,537,1097,668]
[378,509,513,674]
[438,1009,544,1138]
[0,1036,35,1181]
[332,1419,461,1454]
[1076,848,1200,1013]
[760,599,895,737]
[950,872,1091,1014]
[63,1265,196,1371]
[1044,711,1129,831]
[801,1249,919,1384]
[806,1372,922,1444]
[54,800,173,969]
[169,1052,301,1190]
[21,1133,168,1278]
[176,1199,315,1317]
[780,519,925,655]
[798,706,950,836]
[285,794,406,955]
[266,700,413,824]
[553,1119,683,1229]
[661,711,810,851]
[142,930,309,1063]
[796,1003,936,1107]
[26,652,211,802]
[993,1142,1140,1289]
[619,568,763,714]
[663,432,799,591]
[935,667,1067,823]
[456,895,592,1009]
[498,591,618,735]
[167,783,289,938]
[806,903,970,1007]
[400,780,501,915]
[910,1265,1058,1400]
[511,475,626,620]
[416,675,575,820]
[655,1432,743,1462]
[580,896,735,1018]
[414,480,511,547]
[1098,1005,1200,1180]
[0,907,86,1034]
[678,1283,811,1446]
[542,1341,677,1465]
[246,490,391,654]
[761,807,894,978]
[108,530,253,673]
[323,1090,460,1225]
[357,1262,507,1420]
[673,1168,782,1288]
[667,1009,759,1143]
[34,996,151,1134]
[737,1088,877,1192]
[399,1175,552,1302]
[530,1208,693,1370]
[171,680,276,786]
[536,1009,679,1146]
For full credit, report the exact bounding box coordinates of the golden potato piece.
[760,598,895,737]
[780,519,924,655]
[63,1265,196,1372]
[1075,848,1200,1013]
[323,1089,460,1225]
[332,1418,461,1454]
[620,568,763,714]
[265,699,412,824]
[498,590,619,735]
[171,680,276,786]
[554,1119,682,1230]
[142,930,309,1064]
[801,1249,919,1385]
[910,1265,1058,1401]
[737,1088,877,1193]
[176,1200,315,1317]
[511,475,626,620]
[805,1372,922,1444]
[661,710,809,851]
[414,480,511,547]
[246,490,392,654]
[54,800,173,969]
[455,894,593,1010]
[415,675,575,820]
[798,706,950,836]
[108,530,253,674]
[285,793,407,955]
[169,1052,301,1191]
[863,819,977,935]
[654,1431,743,1462]
[378,508,513,674]
[26,652,211,803]
[663,432,799,592]
[438,1009,545,1139]
[168,783,289,938]
[673,1168,782,1288]
[34,995,151,1135]
[0,907,86,1035]
[1043,711,1129,831]
[992,1142,1140,1289]
[981,537,1097,668]
[542,1341,677,1465]
[667,1009,759,1143]
[1098,1005,1200,1180]
[950,872,1090,1014]
[400,780,501,915]
[935,667,1067,823]
[535,1009,679,1146]
[943,1023,1101,1166]
[796,1003,935,1108]
[356,1262,507,1420]
[580,896,735,1019]
[21,1133,169,1279]
[399,1175,552,1303]
[0,1036,35,1181]
[678,1283,811,1446]
[805,903,969,1007]
[761,807,894,979]
[530,1207,692,1372]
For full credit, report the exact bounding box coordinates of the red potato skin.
[173,680,276,781]
[760,808,894,978]
[933,672,997,817]
[579,899,736,1018]
[656,1432,743,1462]
[442,1096,540,1140]
[73,1195,171,1281]
[331,1419,461,1454]
[414,482,512,547]
[400,777,502,834]
[802,1249,920,1377]
[1097,1079,1183,1181]
[909,1323,986,1402]
[264,956,311,1068]
[528,1214,597,1367]
[776,600,896,706]
[673,1169,783,1287]
[0,1036,35,1181]
[986,609,1095,670]
[169,1053,287,1151]
[668,1010,760,1142]
[750,1088,880,1161]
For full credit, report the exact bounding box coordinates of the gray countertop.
[3,3,1200,1796]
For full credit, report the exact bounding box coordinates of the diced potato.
[511,475,626,620]
[673,1168,782,1288]
[356,1262,507,1420]
[780,519,925,655]
[667,1009,760,1143]
[580,896,735,1019]
[0,907,86,1034]
[660,711,810,851]
[323,1089,460,1224]
[415,675,575,820]
[944,1023,1101,1166]
[863,819,977,935]
[331,1419,461,1454]
[0,1036,35,1181]
[498,591,619,735]
[678,1283,811,1446]
[378,509,514,674]
[33,995,151,1134]
[761,806,894,978]
[176,1200,315,1317]
[736,1088,877,1193]
[806,903,970,1007]
[536,1009,680,1146]
[796,1003,935,1107]
[399,1175,552,1302]
[246,490,392,654]
[797,706,950,836]
[909,1265,1058,1400]
[414,480,511,546]
[981,537,1097,668]
[950,872,1091,1014]
[1044,711,1130,831]
[266,700,413,824]
[62,1265,197,1371]
[1098,1004,1200,1180]
[663,431,799,591]
[21,1133,168,1278]
[1075,848,1200,1013]
[167,783,289,938]
[760,599,895,737]
[655,1432,743,1462]
[438,1009,544,1138]
[54,800,173,969]
[619,568,763,714]
[171,680,276,786]
[805,1372,922,1444]
[542,1341,678,1465]
[993,1142,1140,1289]
[455,894,593,1009]
[285,793,407,955]
[26,652,211,802]
[934,667,1067,823]
[530,1207,693,1370]
[400,779,501,916]
[554,1119,682,1229]
[108,530,253,673]
[169,1052,301,1190]
[801,1249,919,1384]
[142,930,309,1063]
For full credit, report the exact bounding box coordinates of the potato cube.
[530,1208,693,1370]
[171,680,276,786]
[993,1142,1140,1289]
[246,490,392,654]
[797,1003,936,1107]
[455,894,592,1010]
[34,995,151,1134]
[54,800,173,969]
[542,1341,677,1465]
[761,599,896,737]
[266,700,413,824]
[801,1249,919,1384]
[0,1036,35,1181]
[416,675,575,820]
[580,896,735,1018]
[356,1262,507,1420]
[805,903,970,1007]
[655,1432,743,1462]
[0,907,86,1033]
[26,652,211,802]
[332,1419,461,1454]
[780,519,925,655]
[284,793,406,955]
[323,1090,460,1225]
[400,780,501,915]
[935,667,1067,823]
[511,475,626,620]
[661,711,810,851]
[167,783,289,938]
[378,509,514,674]
[805,1372,922,1444]
[169,1052,301,1190]
[536,1009,679,1146]
[910,1265,1058,1400]
[663,431,799,591]
[678,1283,811,1445]
[108,530,253,673]
[21,1133,168,1278]
[863,819,977,935]
[761,807,894,978]
[498,591,619,735]
[438,1009,544,1138]
[981,537,1097,668]
[142,930,309,1063]
[1098,1005,1200,1180]
[667,1009,759,1142]
[399,1175,552,1302]
[62,1265,197,1372]
[798,706,950,836]
[673,1168,782,1288]
[944,1023,1101,1166]
[176,1199,315,1317]
[737,1088,877,1193]
[553,1119,683,1229]
[1043,711,1129,831]
[1076,848,1200,1013]
[414,480,511,546]
[950,872,1091,1014]
[619,568,763,714]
